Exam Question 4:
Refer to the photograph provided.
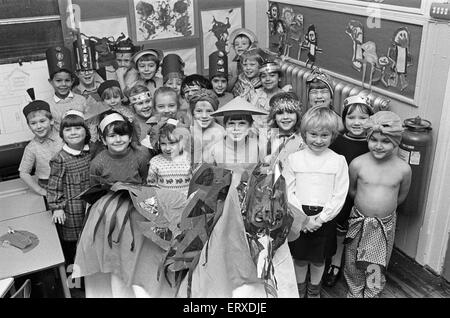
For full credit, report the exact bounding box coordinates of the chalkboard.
[0,0,60,19]
[0,21,64,60]
[268,2,422,101]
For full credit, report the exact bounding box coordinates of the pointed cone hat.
[210,96,268,117]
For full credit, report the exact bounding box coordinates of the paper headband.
[99,113,126,133]
[64,110,85,119]
[259,62,281,74]
[343,95,372,109]
[129,91,152,104]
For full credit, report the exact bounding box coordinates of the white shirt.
[283,147,349,223]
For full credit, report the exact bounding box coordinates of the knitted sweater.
[147,154,191,197]
[90,146,151,185]
[46,93,87,131]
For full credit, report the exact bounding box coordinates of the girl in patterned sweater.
[147,121,192,197]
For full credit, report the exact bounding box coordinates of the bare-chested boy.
[343,111,411,298]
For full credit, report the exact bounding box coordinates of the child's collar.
[54,91,74,103]
[63,143,89,155]
[35,127,58,143]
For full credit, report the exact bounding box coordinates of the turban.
[189,88,219,112]
[364,111,403,145]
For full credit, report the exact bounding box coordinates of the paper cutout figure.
[345,20,364,72]
[300,24,322,68]
[385,27,413,91]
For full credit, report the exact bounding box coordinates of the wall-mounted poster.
[132,0,194,42]
[268,2,423,102]
[200,7,243,70]
[163,47,198,75]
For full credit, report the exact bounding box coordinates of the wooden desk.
[0,178,46,221]
[0,277,14,297]
[0,211,71,298]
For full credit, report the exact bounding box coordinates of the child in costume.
[176,97,298,298]
[19,91,63,197]
[45,46,87,131]
[189,88,225,165]
[161,53,184,94]
[147,122,191,196]
[284,106,349,298]
[209,50,233,108]
[124,48,164,97]
[344,111,411,298]
[306,68,344,131]
[90,110,150,186]
[98,80,135,122]
[111,37,139,90]
[228,28,258,91]
[47,110,91,265]
[180,74,212,103]
[205,96,268,186]
[265,92,305,169]
[129,84,153,142]
[161,53,189,116]
[72,38,104,101]
[323,94,374,287]
[232,47,264,101]
[251,60,292,131]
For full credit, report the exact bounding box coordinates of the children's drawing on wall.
[344,20,413,92]
[359,41,383,90]
[282,7,303,57]
[134,0,194,42]
[268,2,304,59]
[384,27,412,91]
[345,20,364,72]
[267,2,280,36]
[300,24,322,68]
[208,13,232,53]
[201,7,242,70]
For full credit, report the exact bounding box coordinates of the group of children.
[18,27,411,298]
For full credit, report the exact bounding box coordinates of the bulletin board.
[268,2,423,102]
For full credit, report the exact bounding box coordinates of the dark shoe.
[307,282,321,298]
[297,282,307,298]
[323,265,341,287]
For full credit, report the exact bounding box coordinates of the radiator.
[280,59,391,114]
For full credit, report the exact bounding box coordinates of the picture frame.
[129,0,197,45]
[200,5,244,71]
[268,0,429,106]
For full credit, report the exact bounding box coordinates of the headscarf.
[189,88,219,112]
[364,111,403,145]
